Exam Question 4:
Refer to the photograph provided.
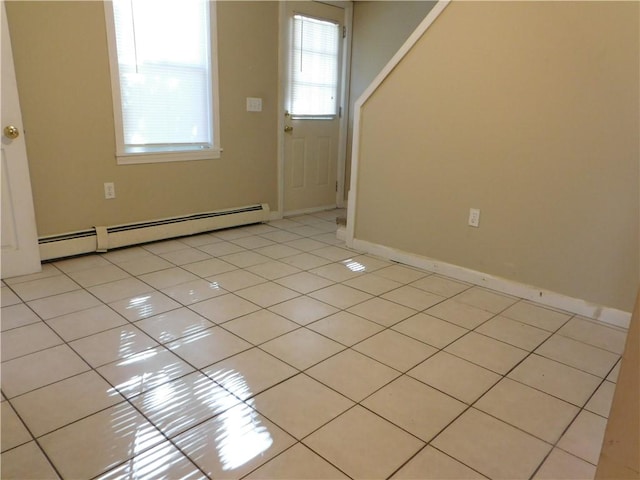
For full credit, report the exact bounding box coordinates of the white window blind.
[108,0,216,162]
[289,14,340,117]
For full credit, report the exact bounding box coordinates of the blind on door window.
[289,14,340,117]
[112,0,213,153]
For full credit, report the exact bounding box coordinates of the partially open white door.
[1,3,41,278]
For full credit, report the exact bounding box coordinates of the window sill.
[116,149,222,165]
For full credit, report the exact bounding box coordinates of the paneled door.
[282,1,346,214]
[1,3,41,278]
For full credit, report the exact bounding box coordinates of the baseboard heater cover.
[39,204,270,261]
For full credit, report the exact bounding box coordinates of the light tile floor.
[0,209,628,479]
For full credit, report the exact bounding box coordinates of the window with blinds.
[288,14,340,118]
[105,0,219,164]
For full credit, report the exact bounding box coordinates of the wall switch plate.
[468,208,480,227]
[104,182,116,199]
[246,97,262,112]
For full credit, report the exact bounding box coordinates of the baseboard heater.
[38,203,270,261]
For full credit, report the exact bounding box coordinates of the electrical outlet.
[104,182,116,199]
[468,208,480,227]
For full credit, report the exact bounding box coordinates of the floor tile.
[432,408,552,480]
[0,402,32,452]
[557,410,607,465]
[222,310,299,344]
[205,348,298,400]
[307,311,383,346]
[252,374,353,439]
[372,265,427,284]
[556,316,627,355]
[453,286,518,313]
[425,299,495,329]
[309,263,363,283]
[109,291,182,321]
[138,267,199,289]
[533,448,596,480]
[362,376,466,442]
[39,402,165,479]
[97,346,195,398]
[475,377,579,443]
[606,360,621,383]
[246,260,301,280]
[69,325,159,368]
[311,246,355,262]
[10,371,124,437]
[189,293,261,324]
[535,334,620,377]
[135,308,214,344]
[160,247,212,265]
[261,328,345,370]
[1,322,62,362]
[131,371,240,438]
[180,232,221,247]
[46,305,128,342]
[9,275,80,302]
[220,251,272,268]
[96,440,206,480]
[246,443,348,479]
[343,273,402,295]
[476,315,551,351]
[392,445,487,479]
[161,279,227,305]
[213,227,256,241]
[501,301,571,332]
[253,243,302,260]
[1,304,41,331]
[1,286,21,307]
[88,277,154,304]
[308,284,372,309]
[1,345,90,398]
[409,275,471,298]
[274,271,334,294]
[182,258,237,277]
[101,246,154,264]
[284,237,333,252]
[142,239,192,255]
[306,349,400,402]
[67,264,130,288]
[585,380,616,418]
[173,403,296,479]
[281,252,332,270]
[0,441,60,479]
[353,329,437,372]
[117,255,174,275]
[304,405,424,479]
[54,255,111,273]
[207,269,267,292]
[382,285,445,311]
[166,327,251,369]
[230,235,276,250]
[392,313,468,349]
[348,254,391,272]
[347,297,417,327]
[407,351,501,404]
[197,240,246,257]
[444,332,528,375]
[9,263,59,281]
[269,296,338,326]
[235,282,300,308]
[27,290,102,320]
[508,354,601,406]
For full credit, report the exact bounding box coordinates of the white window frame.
[104,0,221,165]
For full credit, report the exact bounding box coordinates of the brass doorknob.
[284,125,293,133]
[4,125,19,139]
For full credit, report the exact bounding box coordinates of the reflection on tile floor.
[1,209,628,479]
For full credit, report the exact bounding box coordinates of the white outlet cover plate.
[468,208,480,227]
[246,97,262,112]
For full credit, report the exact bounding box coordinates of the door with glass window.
[283,1,344,214]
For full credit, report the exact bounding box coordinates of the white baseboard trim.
[269,211,284,221]
[351,238,631,329]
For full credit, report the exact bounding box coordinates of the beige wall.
[346,1,436,198]
[354,1,639,311]
[6,1,279,236]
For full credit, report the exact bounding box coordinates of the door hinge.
[342,26,346,38]
[336,181,338,192]
[339,106,342,118]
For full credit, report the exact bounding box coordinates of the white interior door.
[282,1,346,215]
[1,3,41,278]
